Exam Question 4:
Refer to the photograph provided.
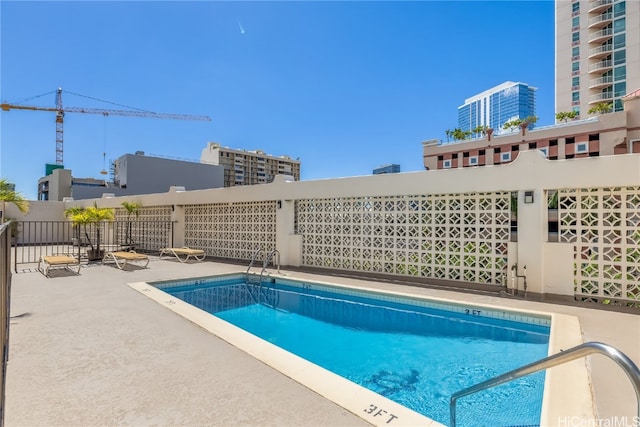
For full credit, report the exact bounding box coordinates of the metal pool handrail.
[246,248,264,276]
[449,342,640,427]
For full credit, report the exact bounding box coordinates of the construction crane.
[1,88,212,165]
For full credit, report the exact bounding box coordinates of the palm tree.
[587,102,613,115]
[65,204,114,259]
[445,129,452,143]
[503,119,521,132]
[472,125,489,136]
[121,201,141,247]
[555,111,578,123]
[64,206,86,248]
[0,178,29,224]
[451,128,471,141]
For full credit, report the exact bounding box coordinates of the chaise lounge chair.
[159,247,206,263]
[38,255,81,277]
[103,250,149,270]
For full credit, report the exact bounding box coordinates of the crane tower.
[1,88,212,165]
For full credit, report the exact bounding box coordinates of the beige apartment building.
[555,0,639,117]
[201,142,301,187]
[423,89,640,170]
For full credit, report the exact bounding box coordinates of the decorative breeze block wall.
[559,187,640,304]
[296,193,511,285]
[184,201,277,260]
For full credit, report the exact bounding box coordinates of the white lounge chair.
[38,255,81,277]
[103,250,149,270]
[159,247,206,263]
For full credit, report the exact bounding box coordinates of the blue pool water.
[157,275,549,426]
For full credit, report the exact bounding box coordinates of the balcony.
[588,59,612,73]
[588,12,613,28]
[588,0,612,14]
[588,27,613,44]
[589,92,614,104]
[588,44,613,59]
[589,75,613,89]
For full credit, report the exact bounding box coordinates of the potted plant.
[121,201,141,249]
[64,204,114,261]
[3,218,19,246]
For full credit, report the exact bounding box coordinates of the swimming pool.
[145,273,552,426]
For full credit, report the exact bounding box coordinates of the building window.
[539,148,548,158]
[572,76,580,89]
[571,16,579,29]
[572,62,579,72]
[528,142,537,149]
[614,49,626,66]
[614,33,625,49]
[572,32,580,43]
[437,155,444,161]
[566,137,575,145]
[571,47,579,59]
[443,159,452,169]
[512,145,519,152]
[614,65,626,81]
[469,156,478,166]
[614,99,623,111]
[614,17,625,33]
[576,142,589,154]
[463,152,470,158]
[550,139,558,147]
[572,2,579,13]
[572,91,580,102]
[494,147,501,154]
[589,134,600,141]
[614,82,626,97]
[501,152,511,162]
[479,149,485,156]
[614,1,625,17]
[566,154,575,160]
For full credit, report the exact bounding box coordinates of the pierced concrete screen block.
[558,187,640,304]
[296,193,511,286]
[184,201,277,260]
[114,205,172,250]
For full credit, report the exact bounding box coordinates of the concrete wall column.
[276,199,302,267]
[515,189,575,297]
[171,205,185,248]
[514,189,546,294]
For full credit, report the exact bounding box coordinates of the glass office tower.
[457,81,537,137]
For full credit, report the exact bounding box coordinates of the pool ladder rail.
[449,341,640,427]
[246,248,280,282]
[245,248,281,308]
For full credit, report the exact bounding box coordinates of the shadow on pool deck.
[5,257,640,426]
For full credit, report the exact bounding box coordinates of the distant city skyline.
[1,1,556,199]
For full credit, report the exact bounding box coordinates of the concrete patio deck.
[5,257,640,426]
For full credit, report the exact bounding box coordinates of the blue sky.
[1,1,555,200]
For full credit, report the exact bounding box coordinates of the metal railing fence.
[0,222,11,426]
[11,220,173,271]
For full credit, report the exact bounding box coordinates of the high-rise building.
[457,82,537,137]
[372,164,400,175]
[200,142,301,187]
[555,0,640,118]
